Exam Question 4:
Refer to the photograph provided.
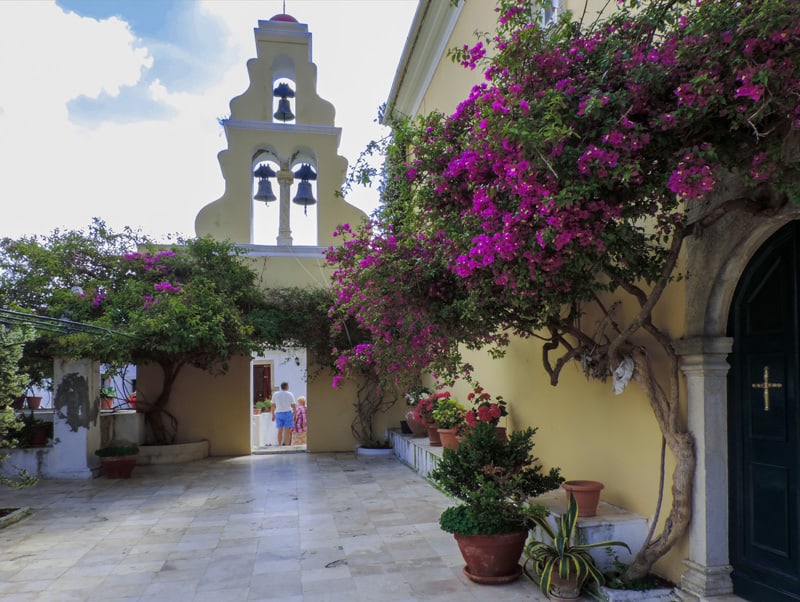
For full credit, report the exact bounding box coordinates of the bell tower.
[195,13,365,246]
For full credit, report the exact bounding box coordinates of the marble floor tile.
[0,452,551,601]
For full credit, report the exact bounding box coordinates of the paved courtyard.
[0,452,546,601]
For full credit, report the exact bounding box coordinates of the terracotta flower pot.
[100,455,138,478]
[425,422,442,446]
[101,397,114,410]
[11,396,25,410]
[25,396,43,410]
[454,531,527,584]
[562,480,604,517]
[404,411,429,437]
[29,424,50,446]
[438,428,460,450]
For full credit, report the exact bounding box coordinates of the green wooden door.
[728,221,800,601]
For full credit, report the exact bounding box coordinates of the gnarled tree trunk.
[143,360,183,445]
[622,349,695,580]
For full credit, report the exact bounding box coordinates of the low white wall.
[137,440,209,465]
[1,411,207,479]
[0,447,59,479]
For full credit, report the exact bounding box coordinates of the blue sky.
[57,0,231,124]
[0,1,417,244]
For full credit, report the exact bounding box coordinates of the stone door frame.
[677,205,800,599]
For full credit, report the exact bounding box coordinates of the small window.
[534,0,561,25]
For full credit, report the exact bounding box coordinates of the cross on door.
[752,365,782,411]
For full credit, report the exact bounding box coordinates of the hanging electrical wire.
[0,308,130,337]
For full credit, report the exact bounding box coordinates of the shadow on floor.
[252,444,307,454]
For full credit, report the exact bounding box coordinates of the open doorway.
[251,349,307,453]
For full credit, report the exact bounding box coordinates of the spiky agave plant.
[524,495,630,598]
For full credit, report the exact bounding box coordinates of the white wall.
[253,348,307,400]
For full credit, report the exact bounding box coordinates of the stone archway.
[676,205,800,599]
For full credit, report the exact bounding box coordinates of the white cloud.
[0,3,151,118]
[0,1,415,243]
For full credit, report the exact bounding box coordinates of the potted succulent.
[430,421,563,584]
[254,400,271,415]
[431,396,466,450]
[524,495,630,600]
[95,439,139,478]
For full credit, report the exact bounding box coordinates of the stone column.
[51,357,101,478]
[276,161,293,246]
[674,337,735,599]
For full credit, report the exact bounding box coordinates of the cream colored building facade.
[144,14,405,456]
[386,2,800,601]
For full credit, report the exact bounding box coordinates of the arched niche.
[288,152,318,245]
[251,147,319,246]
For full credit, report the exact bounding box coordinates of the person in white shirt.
[271,382,296,446]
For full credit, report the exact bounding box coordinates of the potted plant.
[95,439,139,478]
[17,354,51,411]
[465,385,508,440]
[412,392,436,424]
[403,386,431,436]
[430,421,563,584]
[12,411,52,447]
[412,392,442,446]
[524,495,630,600]
[100,386,116,410]
[562,480,605,517]
[23,386,43,410]
[431,396,466,450]
[416,390,459,445]
[254,400,270,415]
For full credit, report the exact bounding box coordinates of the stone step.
[387,428,649,574]
[534,489,648,573]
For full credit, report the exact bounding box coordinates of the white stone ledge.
[137,440,209,465]
[388,428,650,576]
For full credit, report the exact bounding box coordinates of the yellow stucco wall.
[137,357,251,456]
[416,0,613,117]
[243,254,334,289]
[306,367,408,452]
[139,250,407,455]
[440,269,689,581]
[139,353,408,456]
[410,0,690,583]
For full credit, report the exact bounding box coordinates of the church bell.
[253,163,277,203]
[292,164,317,214]
[274,98,294,122]
[273,81,296,122]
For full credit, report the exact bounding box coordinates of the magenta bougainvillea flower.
[327,0,800,393]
